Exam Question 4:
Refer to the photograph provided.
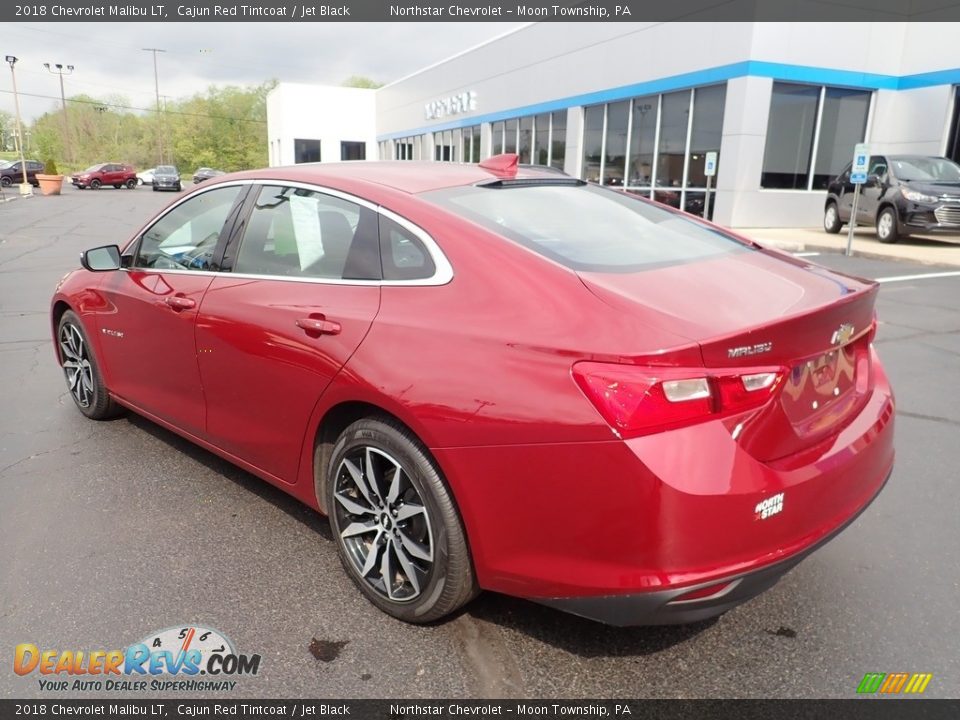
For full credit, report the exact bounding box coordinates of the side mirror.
[80,245,121,272]
[866,174,881,187]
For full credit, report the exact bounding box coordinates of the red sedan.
[50,155,894,625]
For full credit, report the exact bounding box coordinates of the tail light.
[573,361,786,438]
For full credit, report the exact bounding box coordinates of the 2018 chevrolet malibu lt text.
[50,155,894,625]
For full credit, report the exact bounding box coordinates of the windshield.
[891,157,960,183]
[156,166,177,174]
[82,165,102,173]
[424,183,747,273]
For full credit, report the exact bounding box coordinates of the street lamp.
[5,55,30,195]
[43,62,75,164]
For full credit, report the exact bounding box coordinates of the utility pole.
[43,62,75,164]
[143,48,166,165]
[5,56,30,194]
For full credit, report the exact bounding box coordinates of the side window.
[233,185,380,281]
[379,215,436,281]
[868,157,887,178]
[134,186,242,271]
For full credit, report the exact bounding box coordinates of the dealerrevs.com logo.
[14,625,261,692]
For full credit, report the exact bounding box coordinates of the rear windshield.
[423,183,747,273]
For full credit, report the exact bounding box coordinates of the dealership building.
[266,22,960,227]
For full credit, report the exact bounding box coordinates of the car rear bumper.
[536,466,890,625]
[433,349,895,620]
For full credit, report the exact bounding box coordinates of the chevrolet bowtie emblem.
[831,323,855,346]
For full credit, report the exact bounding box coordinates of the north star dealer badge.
[755,492,784,520]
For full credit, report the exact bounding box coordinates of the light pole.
[5,55,30,194]
[143,48,166,165]
[43,62,75,164]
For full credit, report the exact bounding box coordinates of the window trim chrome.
[125,178,454,287]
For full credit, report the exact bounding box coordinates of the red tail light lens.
[573,362,785,438]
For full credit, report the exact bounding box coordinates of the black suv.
[0,160,43,187]
[824,155,960,243]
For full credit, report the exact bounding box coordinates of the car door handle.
[296,317,341,336]
[165,296,196,311]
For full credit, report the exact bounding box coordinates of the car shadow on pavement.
[464,591,717,658]
[125,413,334,541]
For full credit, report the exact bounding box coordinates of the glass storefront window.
[656,90,690,193]
[602,101,629,187]
[551,111,566,170]
[471,126,481,162]
[492,121,505,155]
[628,96,657,187]
[453,128,462,163]
[519,116,533,164]
[761,83,821,189]
[534,113,550,165]
[582,105,604,183]
[812,88,870,189]
[686,84,726,187]
[504,118,518,154]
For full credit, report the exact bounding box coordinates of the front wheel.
[0,176,11,187]
[326,418,477,623]
[876,207,899,244]
[57,310,122,420]
[125,179,136,189]
[90,179,101,190]
[823,203,842,233]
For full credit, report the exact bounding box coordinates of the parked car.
[51,155,894,626]
[0,159,43,187]
[824,155,960,243]
[71,163,138,190]
[193,167,225,184]
[137,168,155,186]
[151,166,182,192]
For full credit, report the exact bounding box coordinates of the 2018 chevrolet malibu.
[50,155,894,625]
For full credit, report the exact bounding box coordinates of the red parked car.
[50,155,894,625]
[71,163,138,190]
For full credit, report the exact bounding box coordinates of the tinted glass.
[582,105,604,183]
[518,116,533,164]
[135,186,242,271]
[686,84,726,187]
[603,101,629,187]
[628,95,657,187]
[471,126,481,163]
[426,184,745,273]
[534,113,550,165]
[234,185,380,280]
[890,156,960,182]
[761,83,820,189]
[294,138,321,163]
[657,91,690,189]
[379,216,436,281]
[492,121,505,155]
[811,88,870,189]
[550,111,566,170]
[504,118,518,154]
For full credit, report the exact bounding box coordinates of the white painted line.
[793,252,821,257]
[877,270,960,283]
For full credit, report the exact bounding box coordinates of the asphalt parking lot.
[1,185,958,699]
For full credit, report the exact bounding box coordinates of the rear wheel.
[90,179,101,190]
[823,203,842,233]
[876,207,899,244]
[57,311,122,420]
[326,417,477,623]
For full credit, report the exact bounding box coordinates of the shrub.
[43,158,59,175]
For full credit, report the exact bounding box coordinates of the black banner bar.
[2,700,960,720]
[5,0,960,23]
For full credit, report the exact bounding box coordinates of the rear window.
[424,183,748,273]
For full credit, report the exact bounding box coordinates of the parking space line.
[876,270,960,283]
[793,252,821,257]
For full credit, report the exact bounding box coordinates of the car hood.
[154,173,179,179]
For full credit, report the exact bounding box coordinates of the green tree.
[341,75,383,89]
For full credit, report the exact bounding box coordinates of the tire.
[125,179,137,189]
[326,417,477,623]
[0,176,10,187]
[152,185,158,191]
[876,207,899,244]
[823,202,842,233]
[90,179,101,190]
[56,310,123,420]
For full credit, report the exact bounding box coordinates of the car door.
[195,183,382,483]
[96,184,247,436]
[858,156,889,224]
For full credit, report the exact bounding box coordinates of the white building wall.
[266,83,376,166]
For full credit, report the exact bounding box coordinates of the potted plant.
[36,159,65,196]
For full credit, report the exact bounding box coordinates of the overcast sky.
[3,22,526,121]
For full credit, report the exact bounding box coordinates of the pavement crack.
[896,410,960,428]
